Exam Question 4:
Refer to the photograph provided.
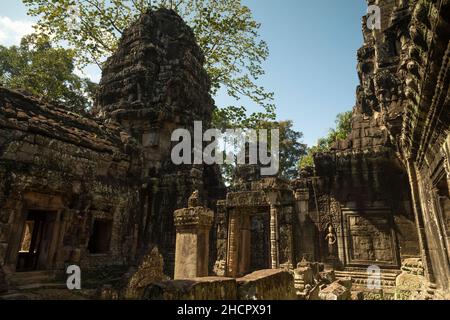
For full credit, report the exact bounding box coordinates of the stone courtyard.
[0,0,449,300]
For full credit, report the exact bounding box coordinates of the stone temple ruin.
[0,0,449,300]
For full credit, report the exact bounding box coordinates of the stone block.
[318,281,351,300]
[319,270,336,284]
[337,277,353,290]
[144,277,237,300]
[237,269,296,300]
[173,197,214,280]
[351,291,365,300]
[395,272,425,300]
[294,266,314,287]
[125,247,168,299]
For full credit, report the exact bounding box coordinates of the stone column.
[406,159,434,283]
[226,209,240,277]
[173,192,214,279]
[280,206,294,268]
[269,203,279,269]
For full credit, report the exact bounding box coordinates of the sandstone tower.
[96,8,225,273]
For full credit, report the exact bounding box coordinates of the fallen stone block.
[351,291,364,300]
[237,269,296,300]
[319,270,336,284]
[318,281,350,300]
[337,277,352,290]
[143,277,237,300]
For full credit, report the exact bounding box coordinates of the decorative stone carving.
[325,224,337,258]
[125,247,168,299]
[173,193,214,279]
[318,281,351,300]
[395,258,426,300]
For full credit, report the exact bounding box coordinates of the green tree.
[299,111,353,169]
[23,0,275,124]
[0,34,96,112]
[220,120,306,183]
[258,120,307,179]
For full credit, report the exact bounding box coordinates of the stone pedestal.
[173,193,214,279]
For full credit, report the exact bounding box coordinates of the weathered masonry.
[0,9,225,288]
[0,1,449,300]
[212,0,450,299]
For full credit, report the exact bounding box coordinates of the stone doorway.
[16,210,58,272]
[249,213,270,272]
[233,211,271,277]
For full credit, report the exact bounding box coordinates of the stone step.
[10,271,56,287]
[15,282,66,291]
[334,269,400,288]
[0,292,29,300]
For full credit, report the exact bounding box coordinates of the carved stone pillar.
[442,135,450,197]
[226,209,240,277]
[173,192,214,279]
[213,200,228,276]
[269,203,279,269]
[279,206,294,268]
[406,160,434,283]
[294,188,316,261]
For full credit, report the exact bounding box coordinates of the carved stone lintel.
[174,207,214,229]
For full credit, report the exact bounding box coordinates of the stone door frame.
[6,192,65,273]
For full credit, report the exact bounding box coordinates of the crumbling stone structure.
[0,1,448,300]
[0,8,224,292]
[292,0,450,298]
[95,8,225,275]
[213,0,450,300]
[0,87,141,277]
[312,1,450,296]
[212,159,296,278]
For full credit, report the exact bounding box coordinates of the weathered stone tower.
[96,8,225,274]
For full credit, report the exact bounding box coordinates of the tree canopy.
[0,34,96,112]
[22,0,275,124]
[299,111,353,169]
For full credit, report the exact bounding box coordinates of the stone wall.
[0,9,225,284]
[143,269,295,300]
[0,87,141,275]
[297,0,450,299]
[144,277,237,300]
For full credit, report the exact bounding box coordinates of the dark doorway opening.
[16,210,56,272]
[88,219,112,254]
[250,213,270,272]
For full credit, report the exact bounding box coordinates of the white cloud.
[0,16,34,46]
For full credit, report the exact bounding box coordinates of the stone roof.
[0,87,135,157]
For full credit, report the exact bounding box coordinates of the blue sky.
[0,0,367,146]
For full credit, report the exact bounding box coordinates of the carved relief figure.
[325,224,337,258]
